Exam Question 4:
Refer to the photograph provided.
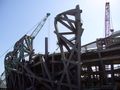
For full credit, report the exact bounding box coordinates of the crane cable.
[0,45,14,60]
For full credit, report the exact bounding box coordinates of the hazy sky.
[0,0,120,74]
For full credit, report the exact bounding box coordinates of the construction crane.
[13,13,50,61]
[4,13,50,76]
[31,13,50,38]
[105,1,114,37]
[105,1,110,37]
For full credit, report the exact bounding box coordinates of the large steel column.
[45,37,48,61]
[54,5,84,90]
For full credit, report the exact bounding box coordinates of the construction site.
[1,1,120,90]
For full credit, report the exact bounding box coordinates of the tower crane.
[105,1,114,37]
[4,13,50,71]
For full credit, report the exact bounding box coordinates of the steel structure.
[54,5,83,90]
[4,5,84,90]
[105,2,110,37]
[4,5,120,90]
[4,13,50,90]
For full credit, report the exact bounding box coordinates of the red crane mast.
[105,1,110,37]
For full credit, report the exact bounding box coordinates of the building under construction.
[4,3,120,90]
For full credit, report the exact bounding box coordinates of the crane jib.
[30,13,50,38]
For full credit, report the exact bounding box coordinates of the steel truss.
[54,5,83,90]
[4,5,120,90]
[4,5,84,90]
[4,35,35,90]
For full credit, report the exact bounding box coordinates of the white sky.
[0,0,120,74]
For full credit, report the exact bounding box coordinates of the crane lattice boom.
[105,2,110,37]
[30,13,50,38]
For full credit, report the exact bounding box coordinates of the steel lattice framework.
[54,5,84,90]
[105,2,110,37]
[4,5,84,90]
[4,5,120,90]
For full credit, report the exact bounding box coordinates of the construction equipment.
[5,13,50,62]
[4,4,120,90]
[105,1,114,38]
[105,1,110,37]
[4,5,84,90]
[4,13,50,89]
[97,1,115,49]
[31,13,50,38]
